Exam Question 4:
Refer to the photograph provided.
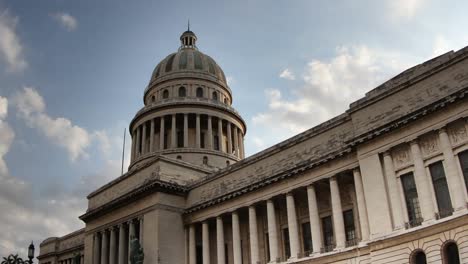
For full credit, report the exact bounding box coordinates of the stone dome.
[149,31,227,86]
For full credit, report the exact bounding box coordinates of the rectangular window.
[177,131,184,148]
[163,133,168,149]
[429,161,453,218]
[201,132,205,148]
[343,210,356,246]
[214,135,220,151]
[458,150,468,194]
[301,222,312,254]
[321,216,334,252]
[282,228,291,259]
[401,172,423,227]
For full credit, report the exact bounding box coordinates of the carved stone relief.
[420,133,439,157]
[392,145,411,169]
[448,122,468,145]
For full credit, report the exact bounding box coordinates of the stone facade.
[38,30,468,264]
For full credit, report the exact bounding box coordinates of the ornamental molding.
[420,133,440,157]
[392,145,411,169]
[448,122,468,145]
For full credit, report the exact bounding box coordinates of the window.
[224,98,228,104]
[163,133,168,149]
[343,210,356,246]
[301,222,312,254]
[177,131,184,148]
[177,155,182,160]
[321,216,334,252]
[212,91,218,101]
[282,228,291,259]
[214,136,220,151]
[151,95,155,102]
[401,172,423,227]
[226,160,230,166]
[411,250,427,264]
[457,150,468,193]
[429,161,453,218]
[201,132,205,148]
[203,156,208,165]
[179,86,186,97]
[162,89,169,99]
[196,87,204,98]
[443,242,460,264]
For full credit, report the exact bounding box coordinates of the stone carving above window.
[392,146,411,168]
[448,122,467,145]
[420,134,439,157]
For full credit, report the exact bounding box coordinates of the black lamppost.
[27,241,35,264]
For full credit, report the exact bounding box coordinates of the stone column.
[101,231,109,264]
[382,153,404,230]
[160,116,165,150]
[239,132,244,159]
[189,225,196,264]
[131,129,136,162]
[109,227,117,264]
[307,184,322,254]
[439,128,466,211]
[216,217,226,264]
[233,127,239,158]
[135,126,141,158]
[286,193,300,259]
[218,118,223,151]
[351,168,370,241]
[207,116,213,149]
[249,206,260,264]
[171,114,177,148]
[202,221,210,264]
[330,176,346,249]
[93,233,100,264]
[128,221,136,263]
[118,224,126,264]
[184,114,189,148]
[149,119,155,152]
[266,199,279,262]
[141,122,147,154]
[196,114,201,148]
[410,140,435,221]
[227,122,233,154]
[232,211,242,264]
[139,217,144,243]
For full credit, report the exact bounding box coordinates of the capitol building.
[38,30,468,264]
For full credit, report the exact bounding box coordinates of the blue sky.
[0,0,467,257]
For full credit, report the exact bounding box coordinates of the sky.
[0,0,468,258]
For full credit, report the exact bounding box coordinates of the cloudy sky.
[0,0,467,258]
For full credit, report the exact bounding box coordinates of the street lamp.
[27,241,35,264]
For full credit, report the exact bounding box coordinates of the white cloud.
[388,0,424,19]
[0,96,14,175]
[226,76,234,86]
[52,12,78,31]
[279,68,295,80]
[251,45,414,149]
[0,10,27,72]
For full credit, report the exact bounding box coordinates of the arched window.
[443,242,460,264]
[224,98,229,104]
[162,89,169,99]
[411,250,427,264]
[212,91,218,101]
[151,95,156,103]
[179,86,186,97]
[226,160,230,166]
[196,87,204,98]
[203,156,208,165]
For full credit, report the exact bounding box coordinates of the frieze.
[419,133,439,157]
[392,145,411,169]
[448,122,468,145]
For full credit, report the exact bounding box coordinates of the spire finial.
[188,19,190,31]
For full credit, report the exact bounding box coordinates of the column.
[131,129,136,162]
[233,127,239,158]
[196,114,201,148]
[249,206,260,264]
[189,225,196,264]
[330,176,346,249]
[184,114,189,148]
[232,211,242,264]
[307,184,322,254]
[266,200,279,262]
[286,193,300,259]
[149,119,155,152]
[352,168,371,241]
[202,222,210,264]
[227,122,233,154]
[93,234,100,264]
[128,221,136,263]
[139,217,144,243]
[410,140,435,221]
[238,131,244,159]
[135,126,141,157]
[141,122,147,154]
[207,116,213,149]
[160,116,165,150]
[218,118,223,151]
[216,217,226,264]
[118,224,126,264]
[439,128,466,211]
[171,114,177,148]
[109,228,117,264]
[101,231,109,264]
[382,153,404,230]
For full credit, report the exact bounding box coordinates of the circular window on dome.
[179,86,186,97]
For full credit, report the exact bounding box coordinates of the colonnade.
[187,169,369,263]
[58,256,84,264]
[92,218,143,264]
[131,114,245,161]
